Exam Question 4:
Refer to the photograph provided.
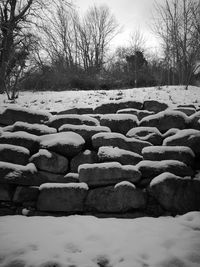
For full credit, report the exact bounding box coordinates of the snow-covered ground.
[1,86,200,112]
[0,213,200,267]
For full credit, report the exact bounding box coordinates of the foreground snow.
[0,213,200,267]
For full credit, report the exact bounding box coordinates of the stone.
[140,110,188,133]
[0,144,30,165]
[13,186,39,203]
[162,128,180,139]
[38,171,67,183]
[0,106,51,126]
[117,108,154,121]
[173,107,196,116]
[70,150,98,173]
[37,183,88,212]
[100,114,138,135]
[148,172,200,214]
[188,111,200,129]
[142,100,168,113]
[126,127,163,145]
[85,181,146,212]
[39,132,85,158]
[92,132,152,155]
[0,184,15,201]
[78,162,141,187]
[142,146,195,166]
[29,149,68,174]
[58,106,93,115]
[64,173,79,183]
[98,146,143,165]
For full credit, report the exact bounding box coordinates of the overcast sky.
[74,0,164,52]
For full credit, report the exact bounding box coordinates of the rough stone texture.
[70,150,98,173]
[78,162,141,187]
[0,184,15,201]
[58,106,93,115]
[100,114,138,135]
[142,146,195,166]
[0,162,46,186]
[85,181,146,212]
[13,186,39,203]
[37,183,88,212]
[94,100,143,114]
[163,129,200,155]
[162,128,180,139]
[98,146,143,165]
[39,132,85,158]
[148,172,200,214]
[142,100,169,113]
[47,114,99,129]
[0,131,39,154]
[64,173,79,183]
[0,107,51,126]
[117,108,154,121]
[137,160,194,182]
[3,121,57,136]
[0,144,30,165]
[126,127,163,145]
[30,149,68,174]
[188,111,200,129]
[140,110,188,133]
[92,132,152,155]
[38,171,67,183]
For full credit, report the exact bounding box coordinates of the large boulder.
[0,162,46,186]
[148,172,200,214]
[3,121,56,136]
[92,132,152,154]
[126,127,163,145]
[29,149,69,174]
[37,183,88,212]
[163,129,200,155]
[100,114,138,135]
[13,186,39,203]
[78,162,141,187]
[39,132,85,158]
[0,144,30,165]
[46,114,99,129]
[70,150,98,173]
[142,100,169,113]
[98,146,143,165]
[140,110,188,133]
[117,108,154,121]
[85,181,146,213]
[142,146,195,166]
[0,106,51,126]
[0,131,39,154]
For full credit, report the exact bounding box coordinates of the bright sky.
[74,0,164,52]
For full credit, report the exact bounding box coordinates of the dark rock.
[142,100,168,113]
[127,127,163,145]
[70,150,98,173]
[0,144,30,165]
[13,186,39,203]
[0,184,15,201]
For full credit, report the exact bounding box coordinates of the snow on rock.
[0,144,30,165]
[98,146,143,165]
[100,113,138,135]
[142,100,169,113]
[92,132,152,155]
[188,110,200,129]
[29,149,69,174]
[163,129,200,155]
[126,126,163,145]
[37,183,88,212]
[3,121,57,136]
[0,131,39,154]
[148,172,200,213]
[140,110,189,133]
[70,150,98,173]
[39,132,85,158]
[1,212,200,267]
[173,107,196,116]
[85,182,146,212]
[78,162,141,186]
[117,108,155,121]
[0,106,51,126]
[46,114,99,129]
[142,145,195,166]
[162,128,180,138]
[58,106,94,115]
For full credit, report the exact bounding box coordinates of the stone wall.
[0,99,200,218]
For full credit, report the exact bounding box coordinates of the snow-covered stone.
[126,126,163,145]
[173,107,196,116]
[58,106,93,115]
[0,144,30,165]
[117,108,154,120]
[85,182,146,212]
[188,111,200,129]
[142,100,169,113]
[70,150,98,173]
[162,128,180,138]
[148,172,200,213]
[78,162,141,186]
[39,132,85,158]
[98,146,143,165]
[142,146,195,166]
[64,173,79,183]
[13,186,39,203]
[0,106,51,126]
[3,121,56,136]
[29,149,68,174]
[100,114,138,135]
[37,182,88,212]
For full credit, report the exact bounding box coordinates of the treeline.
[0,0,200,99]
